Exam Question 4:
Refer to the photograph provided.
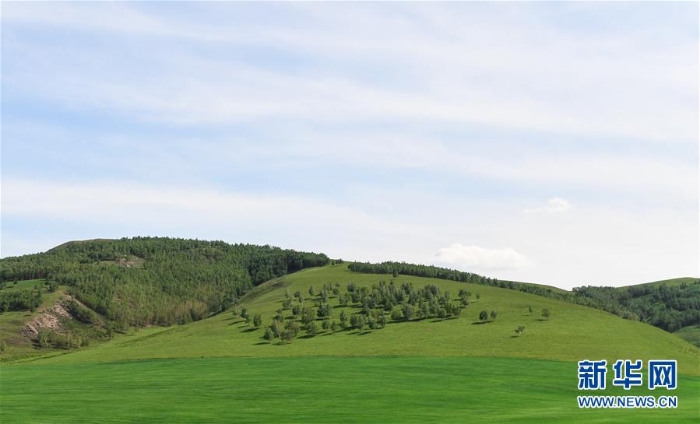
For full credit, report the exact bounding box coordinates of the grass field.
[2,266,699,423]
[0,279,44,291]
[675,325,700,349]
[2,356,698,424]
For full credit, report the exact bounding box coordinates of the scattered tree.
[305,321,318,337]
[514,325,525,336]
[542,308,551,319]
[301,306,316,324]
[339,310,349,329]
[402,304,415,321]
[479,310,489,322]
[490,310,497,321]
[350,314,366,330]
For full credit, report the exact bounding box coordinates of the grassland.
[0,279,44,291]
[2,356,698,424]
[26,265,700,376]
[2,265,699,423]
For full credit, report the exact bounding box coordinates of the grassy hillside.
[627,277,698,288]
[32,265,700,376]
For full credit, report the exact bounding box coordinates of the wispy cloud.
[2,3,697,141]
[2,2,697,288]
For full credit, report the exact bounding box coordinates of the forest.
[0,237,329,329]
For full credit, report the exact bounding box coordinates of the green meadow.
[2,265,699,423]
[2,357,698,423]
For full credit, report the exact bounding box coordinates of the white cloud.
[524,198,572,214]
[432,243,531,272]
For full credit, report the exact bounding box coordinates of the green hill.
[3,256,700,423]
[32,265,699,376]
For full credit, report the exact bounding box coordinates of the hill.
[3,256,699,424]
[1,238,698,358]
[0,237,329,353]
[31,265,700,376]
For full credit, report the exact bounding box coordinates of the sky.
[1,2,698,289]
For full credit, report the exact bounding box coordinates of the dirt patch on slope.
[20,297,74,339]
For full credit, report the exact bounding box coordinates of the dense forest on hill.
[0,238,328,329]
[349,262,700,335]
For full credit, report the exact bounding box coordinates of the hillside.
[1,238,698,361]
[32,265,700,376]
[0,237,329,353]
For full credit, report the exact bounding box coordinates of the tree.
[301,306,315,324]
[350,314,366,330]
[317,303,333,319]
[514,325,525,336]
[271,319,282,338]
[542,308,551,319]
[490,310,497,321]
[479,310,489,322]
[367,316,377,330]
[240,307,248,320]
[377,312,387,328]
[322,319,331,331]
[392,269,398,278]
[476,293,481,300]
[253,313,263,328]
[305,321,318,337]
[528,305,533,314]
[339,310,349,329]
[402,304,414,321]
[391,308,403,322]
[264,327,274,341]
[308,286,315,297]
[285,320,300,337]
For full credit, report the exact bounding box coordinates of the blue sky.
[1,2,697,289]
